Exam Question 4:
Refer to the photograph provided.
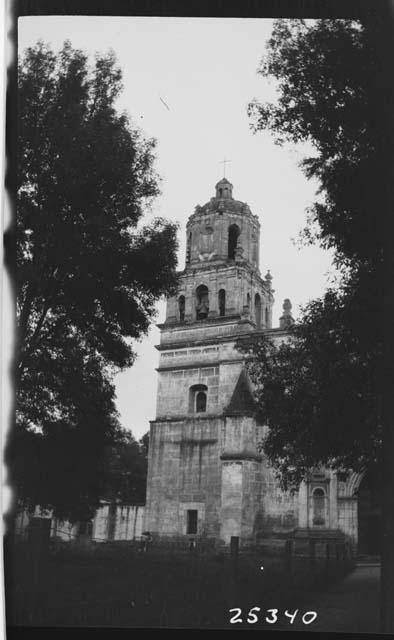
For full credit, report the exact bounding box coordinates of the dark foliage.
[243,15,392,487]
[5,41,178,521]
[104,430,149,504]
[239,283,382,489]
[248,19,390,270]
[243,15,394,631]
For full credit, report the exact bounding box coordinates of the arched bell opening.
[178,295,185,322]
[189,384,208,413]
[218,289,226,317]
[228,224,240,260]
[195,285,209,320]
[254,293,262,329]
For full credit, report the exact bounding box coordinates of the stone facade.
[144,179,363,551]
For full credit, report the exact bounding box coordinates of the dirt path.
[293,564,380,633]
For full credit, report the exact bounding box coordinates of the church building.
[143,178,377,554]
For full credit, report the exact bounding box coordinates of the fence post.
[229,536,239,606]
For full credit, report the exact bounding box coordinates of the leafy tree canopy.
[248,18,390,271]
[240,285,382,489]
[6,41,178,521]
[243,15,394,631]
[240,17,392,482]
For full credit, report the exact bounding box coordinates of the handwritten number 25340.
[229,607,317,625]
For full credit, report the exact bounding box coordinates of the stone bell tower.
[143,178,278,545]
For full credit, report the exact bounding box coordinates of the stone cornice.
[157,313,244,330]
[156,358,245,372]
[150,413,224,424]
[187,198,259,223]
[223,409,256,418]
[178,261,266,286]
[220,451,262,463]
[155,326,291,351]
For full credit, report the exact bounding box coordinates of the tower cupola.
[215,178,233,199]
[185,179,261,272]
[164,177,274,332]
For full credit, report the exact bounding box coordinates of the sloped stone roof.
[225,369,256,414]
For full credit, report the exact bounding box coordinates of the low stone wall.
[13,503,145,543]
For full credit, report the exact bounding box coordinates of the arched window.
[178,295,185,322]
[312,488,326,526]
[247,293,251,308]
[219,188,223,197]
[196,285,209,320]
[189,384,208,413]
[265,307,269,327]
[196,391,207,413]
[255,293,262,329]
[218,289,226,317]
[228,224,240,259]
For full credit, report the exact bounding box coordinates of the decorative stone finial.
[279,298,295,329]
[265,270,272,287]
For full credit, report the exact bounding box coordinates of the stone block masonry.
[143,179,364,552]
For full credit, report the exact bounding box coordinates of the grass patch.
[4,539,354,629]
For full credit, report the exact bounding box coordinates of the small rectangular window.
[187,510,198,534]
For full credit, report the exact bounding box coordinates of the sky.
[17,16,335,439]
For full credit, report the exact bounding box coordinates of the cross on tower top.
[219,158,231,178]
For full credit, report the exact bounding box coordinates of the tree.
[243,14,394,631]
[239,286,381,488]
[103,429,149,505]
[139,430,150,471]
[5,41,178,523]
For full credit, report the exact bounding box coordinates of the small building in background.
[14,501,145,543]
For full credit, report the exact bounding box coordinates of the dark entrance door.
[357,468,381,556]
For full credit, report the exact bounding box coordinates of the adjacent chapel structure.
[143,179,379,554]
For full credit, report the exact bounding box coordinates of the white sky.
[18,16,335,439]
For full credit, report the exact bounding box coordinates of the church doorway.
[357,468,382,556]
